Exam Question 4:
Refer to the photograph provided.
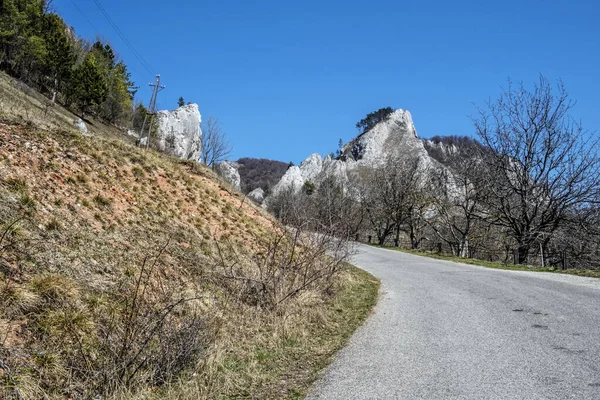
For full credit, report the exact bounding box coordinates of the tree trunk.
[459,236,469,258]
[410,228,419,249]
[51,77,58,103]
[517,245,529,265]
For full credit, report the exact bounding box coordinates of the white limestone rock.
[216,161,241,191]
[299,153,323,182]
[247,187,265,204]
[74,118,88,134]
[342,109,424,167]
[267,108,461,202]
[155,104,202,160]
[271,165,305,195]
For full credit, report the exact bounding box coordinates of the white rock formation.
[247,187,265,204]
[271,165,304,195]
[155,104,202,160]
[74,118,88,133]
[216,161,241,191]
[268,108,460,201]
[343,109,424,167]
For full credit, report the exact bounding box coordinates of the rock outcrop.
[342,109,422,166]
[268,108,460,200]
[155,104,202,160]
[247,188,265,204]
[216,161,241,191]
[74,118,87,134]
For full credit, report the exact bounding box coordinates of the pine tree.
[71,53,106,119]
[178,96,185,107]
[44,13,75,102]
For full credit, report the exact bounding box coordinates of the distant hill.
[236,157,290,194]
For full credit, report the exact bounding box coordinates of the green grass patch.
[375,245,600,278]
[148,263,380,400]
[243,263,380,399]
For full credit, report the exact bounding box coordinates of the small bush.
[93,194,112,208]
[45,218,60,231]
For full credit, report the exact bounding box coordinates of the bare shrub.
[0,237,216,399]
[210,225,351,309]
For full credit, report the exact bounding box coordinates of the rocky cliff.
[269,109,459,199]
[216,160,242,191]
[155,104,202,160]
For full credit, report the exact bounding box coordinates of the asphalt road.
[307,244,600,400]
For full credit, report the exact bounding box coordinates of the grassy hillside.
[0,75,379,399]
[0,70,130,141]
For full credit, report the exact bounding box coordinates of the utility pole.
[139,75,165,148]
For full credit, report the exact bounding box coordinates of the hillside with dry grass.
[0,74,379,399]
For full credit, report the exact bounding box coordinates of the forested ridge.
[0,0,144,124]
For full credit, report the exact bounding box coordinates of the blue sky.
[54,0,599,164]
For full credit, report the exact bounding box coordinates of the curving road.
[308,244,600,400]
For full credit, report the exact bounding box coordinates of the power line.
[68,0,147,79]
[90,0,155,77]
[69,0,99,31]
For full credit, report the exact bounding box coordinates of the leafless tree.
[356,155,424,246]
[201,116,232,167]
[473,76,600,264]
[425,142,491,257]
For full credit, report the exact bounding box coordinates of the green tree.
[71,53,106,119]
[177,96,185,107]
[356,107,394,134]
[89,40,134,124]
[0,0,46,81]
[302,181,315,196]
[43,13,75,102]
[99,61,133,123]
[91,40,115,70]
[132,102,148,133]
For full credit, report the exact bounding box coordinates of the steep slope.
[0,121,378,399]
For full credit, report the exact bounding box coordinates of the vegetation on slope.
[0,0,141,125]
[0,120,379,399]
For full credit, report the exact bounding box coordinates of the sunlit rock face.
[268,108,461,201]
[271,164,305,195]
[342,109,423,166]
[247,187,265,204]
[216,161,241,191]
[155,104,202,160]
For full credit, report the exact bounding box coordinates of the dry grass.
[128,264,379,400]
[0,71,133,141]
[0,118,379,399]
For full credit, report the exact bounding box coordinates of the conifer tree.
[71,53,106,119]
